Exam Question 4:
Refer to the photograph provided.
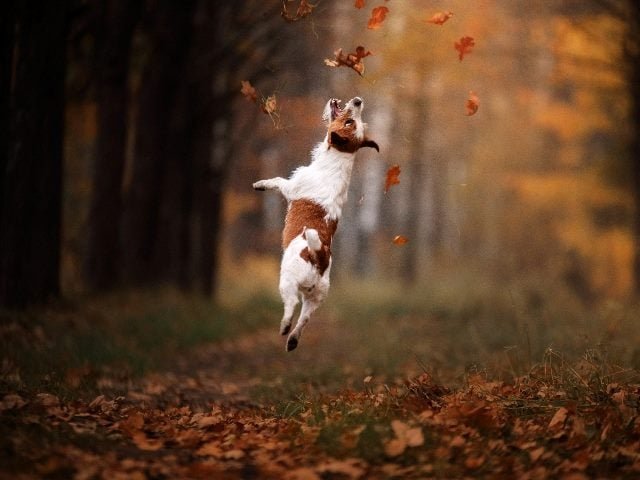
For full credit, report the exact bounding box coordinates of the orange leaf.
[465,91,479,116]
[384,164,401,192]
[324,46,373,76]
[454,36,475,61]
[240,80,257,103]
[548,407,568,429]
[367,6,389,29]
[392,235,408,245]
[426,11,453,25]
[355,0,366,8]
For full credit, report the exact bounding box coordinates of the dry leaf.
[324,46,372,76]
[455,36,475,61]
[0,393,26,411]
[426,11,453,25]
[281,0,315,22]
[131,432,163,451]
[386,420,424,456]
[384,164,401,192]
[354,0,366,8]
[240,80,257,103]
[548,407,568,429]
[384,437,406,457]
[367,6,389,29]
[261,95,278,115]
[392,235,408,246]
[466,91,479,116]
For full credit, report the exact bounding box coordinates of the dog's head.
[322,97,379,153]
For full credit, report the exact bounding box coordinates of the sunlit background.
[60,0,640,378]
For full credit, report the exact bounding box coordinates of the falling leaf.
[466,91,479,116]
[355,0,366,8]
[363,375,373,384]
[392,235,408,245]
[240,80,257,103]
[261,95,278,115]
[384,164,401,193]
[281,0,315,22]
[325,46,373,76]
[426,11,453,25]
[455,36,475,61]
[367,6,389,29]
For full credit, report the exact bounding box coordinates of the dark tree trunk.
[0,2,15,220]
[84,0,141,291]
[121,0,195,285]
[0,1,68,308]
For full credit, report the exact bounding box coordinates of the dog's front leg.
[252,177,289,195]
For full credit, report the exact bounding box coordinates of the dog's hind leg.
[279,278,299,336]
[286,282,328,351]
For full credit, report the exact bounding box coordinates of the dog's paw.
[286,336,298,352]
[253,180,266,191]
[280,322,291,336]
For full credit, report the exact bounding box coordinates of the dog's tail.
[304,228,322,253]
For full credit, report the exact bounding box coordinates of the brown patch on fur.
[327,112,361,153]
[282,199,338,275]
[327,110,379,154]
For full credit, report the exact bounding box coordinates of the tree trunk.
[84,0,140,291]
[0,2,15,220]
[0,1,68,308]
[121,0,195,285]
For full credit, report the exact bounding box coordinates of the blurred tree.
[0,1,69,308]
[84,0,142,291]
[121,0,196,286]
[122,0,282,295]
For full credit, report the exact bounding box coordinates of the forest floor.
[2,286,640,479]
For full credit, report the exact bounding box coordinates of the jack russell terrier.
[253,97,379,351]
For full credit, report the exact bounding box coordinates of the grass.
[0,287,280,399]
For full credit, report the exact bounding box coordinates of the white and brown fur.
[253,97,379,351]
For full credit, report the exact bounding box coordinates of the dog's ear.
[359,138,379,152]
[330,131,349,147]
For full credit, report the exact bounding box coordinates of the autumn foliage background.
[2,0,640,478]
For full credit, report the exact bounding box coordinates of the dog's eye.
[345,119,354,126]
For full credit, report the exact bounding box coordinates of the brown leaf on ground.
[548,406,569,429]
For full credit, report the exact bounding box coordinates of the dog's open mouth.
[330,99,343,121]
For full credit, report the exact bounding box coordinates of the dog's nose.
[353,97,362,107]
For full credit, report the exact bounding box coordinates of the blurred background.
[3,0,640,378]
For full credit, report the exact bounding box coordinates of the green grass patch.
[0,288,280,399]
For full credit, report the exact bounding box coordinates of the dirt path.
[3,312,640,479]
